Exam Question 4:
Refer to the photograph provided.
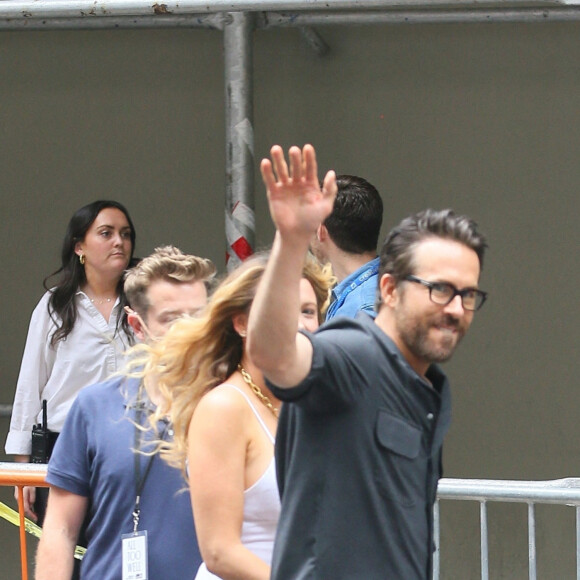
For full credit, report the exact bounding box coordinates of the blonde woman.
[142,253,332,580]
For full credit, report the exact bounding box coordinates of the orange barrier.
[0,462,48,580]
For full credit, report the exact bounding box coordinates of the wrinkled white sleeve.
[5,293,57,455]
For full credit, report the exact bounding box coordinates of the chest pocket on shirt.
[374,409,424,507]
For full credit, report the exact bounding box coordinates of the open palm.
[261,144,337,239]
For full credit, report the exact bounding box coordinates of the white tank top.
[194,384,281,579]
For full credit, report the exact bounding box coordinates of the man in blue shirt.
[35,246,216,580]
[310,174,383,319]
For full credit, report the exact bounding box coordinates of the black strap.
[132,388,169,533]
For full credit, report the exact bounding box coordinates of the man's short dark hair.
[324,175,383,255]
[379,208,488,282]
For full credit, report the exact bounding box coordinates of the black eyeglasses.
[404,275,488,311]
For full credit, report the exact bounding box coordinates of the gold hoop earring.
[79,254,85,265]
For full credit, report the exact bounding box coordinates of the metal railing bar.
[480,500,489,580]
[16,486,29,580]
[528,502,537,580]
[0,0,570,21]
[261,7,580,26]
[576,506,580,580]
[433,500,440,580]
[0,462,48,487]
[0,464,47,580]
[3,6,580,31]
[438,478,580,505]
[2,469,580,578]
[0,13,226,30]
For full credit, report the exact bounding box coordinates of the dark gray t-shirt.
[269,313,451,580]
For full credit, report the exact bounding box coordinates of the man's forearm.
[35,487,86,580]
[35,532,75,580]
[248,232,309,383]
[249,143,335,387]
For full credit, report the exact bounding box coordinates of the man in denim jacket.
[311,174,383,320]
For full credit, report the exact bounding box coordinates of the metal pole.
[224,11,255,270]
[262,7,580,27]
[528,502,537,580]
[3,7,580,29]
[4,7,580,30]
[0,0,569,21]
[480,500,489,580]
[0,14,225,31]
[433,500,440,580]
[576,506,580,580]
[17,486,29,580]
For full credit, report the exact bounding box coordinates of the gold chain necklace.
[238,365,279,418]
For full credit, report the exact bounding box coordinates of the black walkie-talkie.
[31,400,59,464]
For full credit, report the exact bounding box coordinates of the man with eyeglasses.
[248,144,489,580]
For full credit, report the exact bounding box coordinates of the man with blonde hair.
[124,245,216,338]
[36,246,215,580]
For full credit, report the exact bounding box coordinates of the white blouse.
[5,290,133,455]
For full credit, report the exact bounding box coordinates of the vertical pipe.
[433,500,440,580]
[528,502,537,580]
[17,486,28,580]
[576,506,580,580]
[224,10,255,271]
[480,500,489,580]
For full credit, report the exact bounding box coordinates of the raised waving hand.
[260,144,337,241]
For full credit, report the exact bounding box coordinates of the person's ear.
[379,273,399,308]
[317,224,328,243]
[74,241,84,257]
[232,313,248,338]
[126,306,148,342]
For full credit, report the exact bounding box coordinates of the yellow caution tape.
[0,501,85,560]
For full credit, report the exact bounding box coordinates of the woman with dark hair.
[5,200,137,523]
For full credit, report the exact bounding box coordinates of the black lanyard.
[132,392,169,533]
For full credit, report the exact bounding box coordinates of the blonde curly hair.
[302,253,335,324]
[124,245,216,318]
[133,251,333,478]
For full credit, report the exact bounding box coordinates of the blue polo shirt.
[325,257,379,320]
[47,377,201,580]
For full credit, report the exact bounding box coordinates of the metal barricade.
[434,477,580,580]
[2,465,580,580]
[0,462,48,580]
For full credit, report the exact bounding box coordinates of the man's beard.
[397,311,466,364]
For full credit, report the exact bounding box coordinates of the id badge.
[122,530,149,580]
